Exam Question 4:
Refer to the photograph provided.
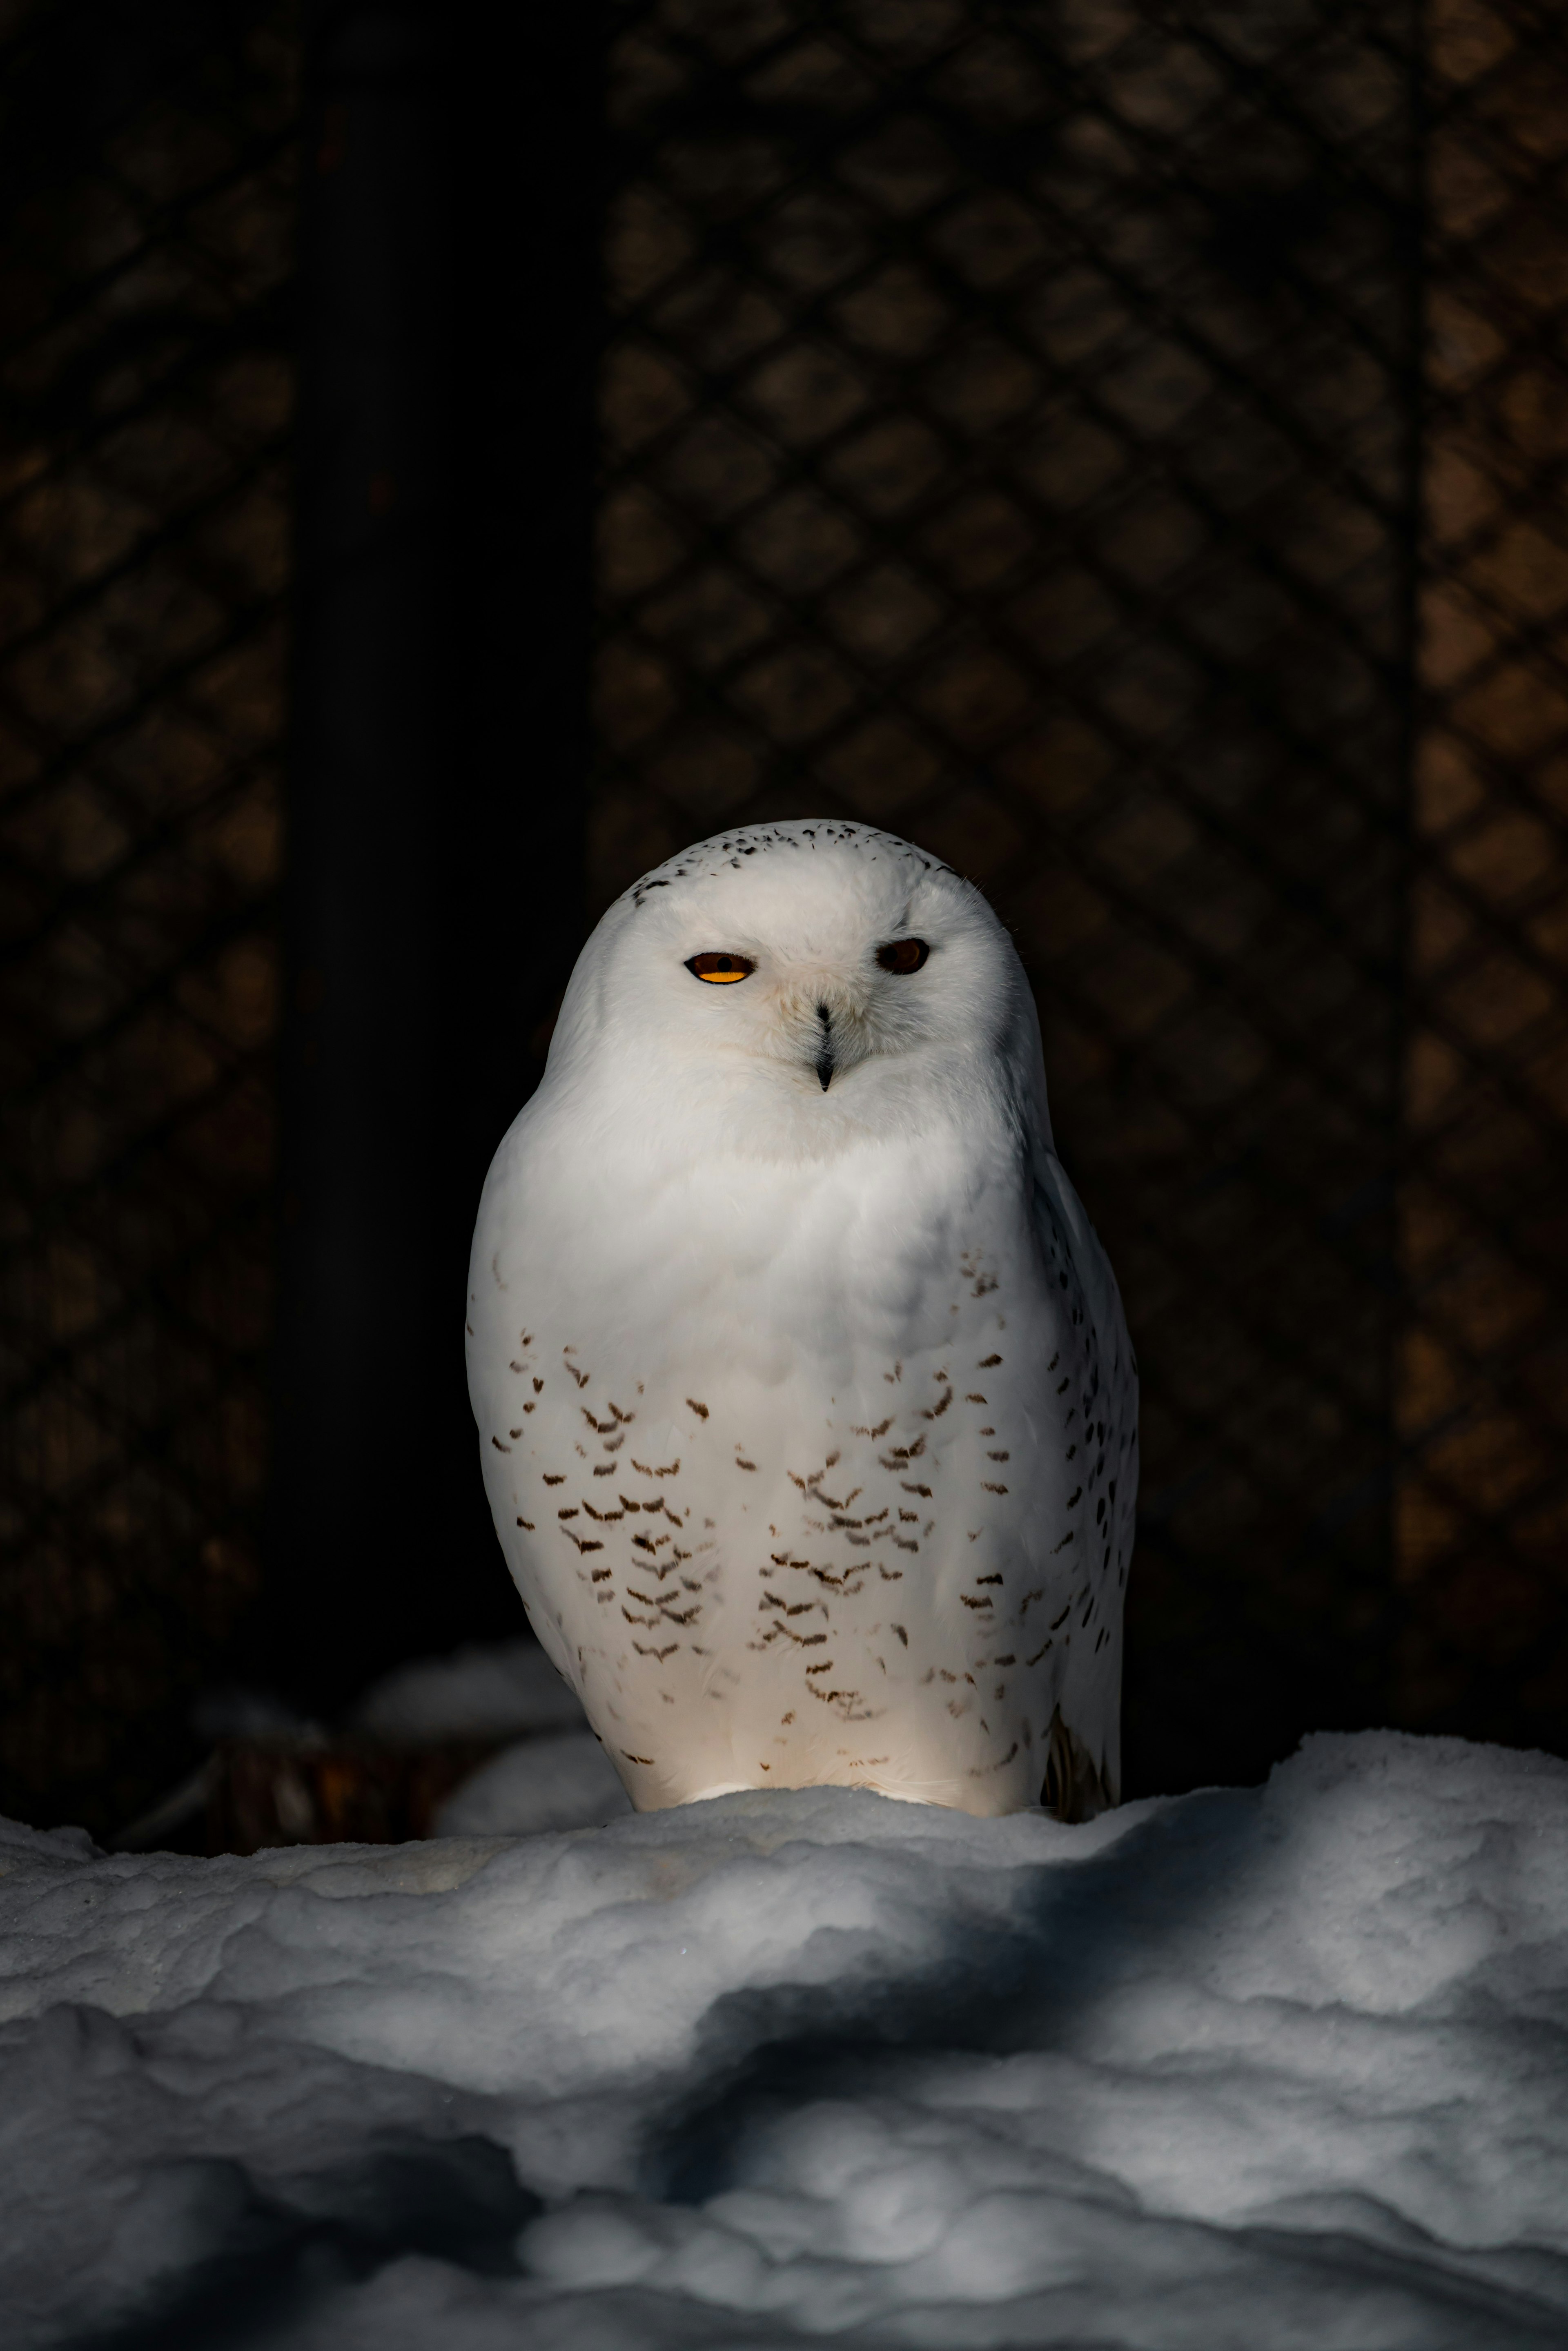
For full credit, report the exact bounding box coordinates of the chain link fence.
[1400,0,1568,1754]
[1,0,1563,1832]
[591,0,1568,1793]
[0,0,295,1831]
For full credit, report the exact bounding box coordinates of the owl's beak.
[776,981,866,1091]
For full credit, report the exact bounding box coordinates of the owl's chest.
[482,1174,1067,1621]
[488,1134,1034,1391]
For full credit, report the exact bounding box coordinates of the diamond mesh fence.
[591,0,1568,1792]
[0,0,295,1831]
[1,0,1564,1834]
[1399,0,1568,1754]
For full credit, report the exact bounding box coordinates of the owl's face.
[548,826,1049,1161]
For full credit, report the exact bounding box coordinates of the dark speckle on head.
[621,820,955,911]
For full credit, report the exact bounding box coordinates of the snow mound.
[434,1731,634,1837]
[2,1732,1566,2349]
[352,1638,586,1742]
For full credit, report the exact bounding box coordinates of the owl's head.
[546,822,1049,1159]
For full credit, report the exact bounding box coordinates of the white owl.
[466,822,1137,1821]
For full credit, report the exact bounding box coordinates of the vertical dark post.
[273,1,599,1707]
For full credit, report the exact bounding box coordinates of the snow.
[2,1731,1567,2349]
[434,1733,633,1838]
[350,1638,634,1838]
[352,1639,590,1743]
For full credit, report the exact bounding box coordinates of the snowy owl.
[466,822,1137,1821]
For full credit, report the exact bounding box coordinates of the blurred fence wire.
[590,0,1568,1790]
[0,0,294,1828]
[0,0,1564,1829]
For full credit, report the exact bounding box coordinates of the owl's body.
[468,823,1136,1819]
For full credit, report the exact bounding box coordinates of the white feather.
[467,822,1137,1817]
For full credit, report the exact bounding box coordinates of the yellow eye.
[877,938,929,974]
[686,951,757,984]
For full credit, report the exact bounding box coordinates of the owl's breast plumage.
[468,1119,1131,1816]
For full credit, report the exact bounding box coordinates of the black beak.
[815,1002,833,1092]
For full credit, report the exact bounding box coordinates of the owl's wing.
[1031,1149,1139,1815]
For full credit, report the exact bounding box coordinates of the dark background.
[1,0,1564,1839]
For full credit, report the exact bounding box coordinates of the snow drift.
[2,1731,1566,2348]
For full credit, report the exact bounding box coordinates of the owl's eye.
[877,938,929,975]
[686,951,756,984]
